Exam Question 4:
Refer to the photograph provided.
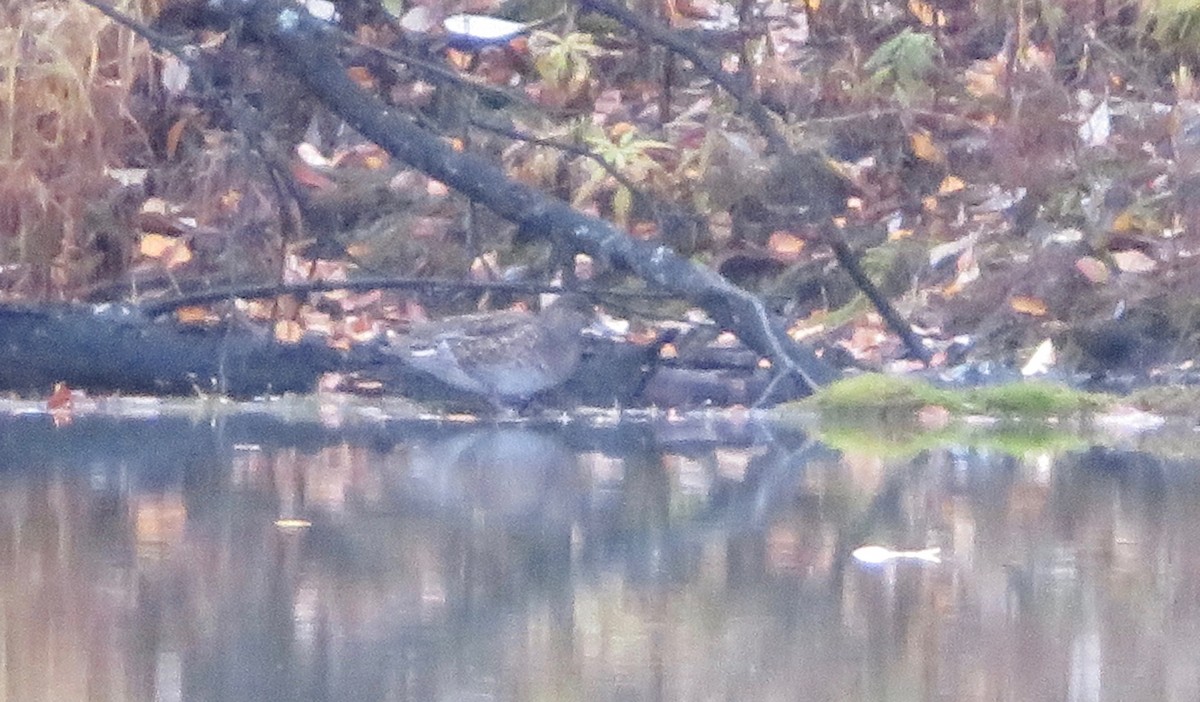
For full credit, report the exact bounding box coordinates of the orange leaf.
[275,319,304,344]
[347,65,376,90]
[610,122,636,138]
[1111,209,1137,233]
[768,231,806,262]
[164,243,193,269]
[140,233,192,268]
[176,306,218,325]
[910,130,945,163]
[166,117,189,159]
[445,48,473,70]
[908,0,936,24]
[1010,296,1048,316]
[938,175,965,194]
[139,233,173,259]
[965,57,1004,98]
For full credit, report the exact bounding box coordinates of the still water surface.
[0,411,1191,701]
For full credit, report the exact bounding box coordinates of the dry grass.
[0,0,158,297]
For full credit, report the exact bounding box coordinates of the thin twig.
[136,276,679,317]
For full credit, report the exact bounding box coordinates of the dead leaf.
[1111,209,1138,233]
[910,130,945,163]
[1009,296,1048,316]
[445,48,473,70]
[166,117,189,159]
[907,0,943,26]
[291,161,336,190]
[965,57,1004,98]
[176,306,218,325]
[938,175,965,194]
[768,231,806,262]
[275,319,304,344]
[1111,249,1156,272]
[1075,256,1110,283]
[347,65,376,90]
[139,233,193,268]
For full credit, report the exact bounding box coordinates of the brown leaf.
[347,66,376,90]
[140,234,193,269]
[274,319,304,344]
[1075,256,1110,283]
[1111,249,1156,273]
[1009,296,1048,316]
[166,117,190,159]
[910,130,945,163]
[938,175,965,194]
[176,306,218,325]
[291,161,336,190]
[768,231,806,262]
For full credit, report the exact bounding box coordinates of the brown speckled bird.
[385,294,594,406]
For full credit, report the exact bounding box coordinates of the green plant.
[575,123,672,226]
[863,29,942,105]
[1145,0,1200,61]
[530,30,603,99]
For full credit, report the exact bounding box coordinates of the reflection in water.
[0,415,1197,700]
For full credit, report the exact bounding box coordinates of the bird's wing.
[401,309,533,349]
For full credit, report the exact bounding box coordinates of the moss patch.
[783,373,1110,420]
[769,374,1107,457]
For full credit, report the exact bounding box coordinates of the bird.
[383,293,595,407]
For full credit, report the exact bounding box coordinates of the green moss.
[768,373,1112,457]
[801,373,960,414]
[969,381,1109,417]
[797,373,1108,418]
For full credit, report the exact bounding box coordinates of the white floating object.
[442,14,528,44]
[852,545,942,565]
[305,0,339,22]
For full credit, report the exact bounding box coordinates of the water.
[0,409,1192,701]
